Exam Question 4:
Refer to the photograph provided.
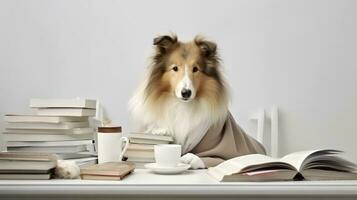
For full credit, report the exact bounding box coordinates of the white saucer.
[144,163,191,174]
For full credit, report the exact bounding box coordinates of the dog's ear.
[153,34,177,53]
[194,36,217,57]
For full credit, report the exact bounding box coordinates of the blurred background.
[0,0,356,160]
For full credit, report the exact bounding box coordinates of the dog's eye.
[172,66,178,72]
[192,67,199,73]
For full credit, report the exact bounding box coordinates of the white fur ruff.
[129,75,227,154]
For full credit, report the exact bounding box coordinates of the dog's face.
[147,35,223,102]
[162,42,202,101]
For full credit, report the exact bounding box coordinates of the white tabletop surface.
[1,169,357,197]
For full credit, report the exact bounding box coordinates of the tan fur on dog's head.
[129,34,230,129]
[145,34,228,109]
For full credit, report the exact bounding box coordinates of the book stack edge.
[2,98,98,172]
[123,133,173,168]
[0,152,57,180]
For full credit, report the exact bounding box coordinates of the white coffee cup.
[154,144,182,167]
[97,127,129,164]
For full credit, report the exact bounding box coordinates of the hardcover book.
[3,133,94,142]
[5,121,89,130]
[4,115,88,123]
[80,162,135,180]
[34,108,96,117]
[30,98,96,109]
[0,152,57,173]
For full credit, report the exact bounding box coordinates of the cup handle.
[119,136,129,161]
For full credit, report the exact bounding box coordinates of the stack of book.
[123,133,173,168]
[3,98,98,167]
[0,152,57,180]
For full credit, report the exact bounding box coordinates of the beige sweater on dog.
[190,112,266,167]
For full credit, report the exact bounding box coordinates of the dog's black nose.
[181,89,192,99]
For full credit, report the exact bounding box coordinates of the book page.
[213,154,286,175]
[280,149,331,171]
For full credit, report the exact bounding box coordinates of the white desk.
[1,169,357,200]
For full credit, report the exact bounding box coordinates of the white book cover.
[30,98,97,109]
[0,152,57,171]
[129,133,173,142]
[3,133,94,142]
[5,121,89,130]
[3,127,94,135]
[0,160,56,171]
[56,152,97,160]
[7,145,88,154]
[6,140,94,147]
[129,138,171,145]
[0,152,57,161]
[125,157,155,163]
[4,115,88,123]
[127,143,155,151]
[0,173,51,180]
[66,157,98,167]
[34,108,96,117]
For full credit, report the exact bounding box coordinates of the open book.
[208,149,357,182]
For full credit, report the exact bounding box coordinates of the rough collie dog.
[130,34,266,169]
[54,34,266,178]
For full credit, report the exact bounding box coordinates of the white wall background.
[0,0,356,160]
